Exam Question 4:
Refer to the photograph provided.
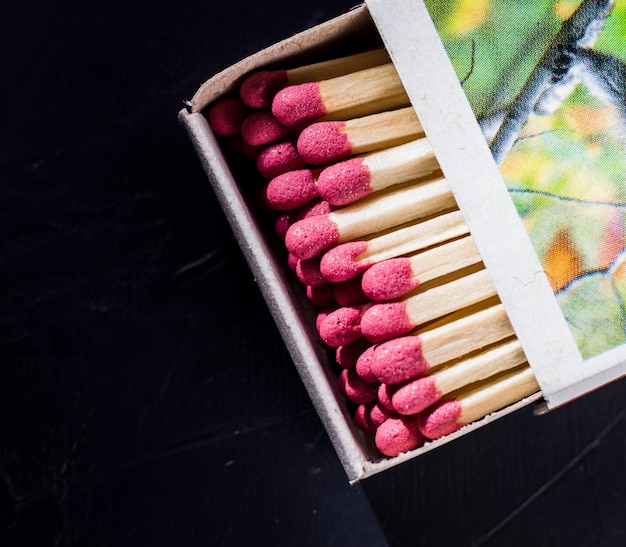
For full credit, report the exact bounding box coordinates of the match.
[361,235,482,301]
[297,106,424,165]
[319,209,469,282]
[285,176,456,260]
[272,63,410,127]
[315,138,439,206]
[240,48,391,109]
[392,339,527,415]
[360,268,499,343]
[367,303,515,385]
[417,366,540,440]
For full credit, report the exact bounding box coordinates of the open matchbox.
[180,0,626,481]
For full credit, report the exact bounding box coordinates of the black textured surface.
[2,1,626,546]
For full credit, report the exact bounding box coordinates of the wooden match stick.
[272,63,411,127]
[240,48,391,108]
[285,176,456,260]
[315,138,439,206]
[392,339,527,415]
[361,235,482,301]
[297,106,424,165]
[319,209,469,282]
[360,268,499,343]
[367,303,515,385]
[417,366,540,440]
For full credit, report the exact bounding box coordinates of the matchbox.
[180,0,626,481]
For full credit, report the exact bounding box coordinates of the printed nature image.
[424,0,626,359]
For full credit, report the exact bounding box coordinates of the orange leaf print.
[543,228,584,292]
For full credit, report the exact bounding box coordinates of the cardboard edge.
[179,109,376,482]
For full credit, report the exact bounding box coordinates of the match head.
[272,82,326,126]
[274,214,291,239]
[361,302,412,343]
[335,338,371,370]
[378,383,395,410]
[296,258,327,287]
[369,336,429,385]
[333,277,368,306]
[264,169,319,211]
[306,284,335,308]
[369,402,395,427]
[315,305,338,333]
[320,241,369,283]
[338,369,378,405]
[354,404,377,434]
[317,305,366,347]
[241,111,291,147]
[285,215,340,260]
[297,199,333,220]
[297,121,351,164]
[240,69,289,109]
[362,258,420,301]
[316,157,371,206]
[255,141,307,179]
[417,400,463,440]
[392,376,441,415]
[375,416,425,457]
[207,96,248,137]
[287,253,299,271]
[355,344,379,383]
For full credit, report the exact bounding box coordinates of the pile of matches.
[206,47,540,458]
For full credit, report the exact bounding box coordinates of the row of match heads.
[206,47,540,458]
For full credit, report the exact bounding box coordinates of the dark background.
[2,0,626,545]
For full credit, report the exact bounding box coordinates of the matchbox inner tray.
[180,0,626,481]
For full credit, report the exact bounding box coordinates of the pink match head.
[355,344,379,383]
[256,141,307,179]
[296,257,327,287]
[378,383,396,410]
[274,214,292,239]
[316,158,372,206]
[335,338,371,370]
[286,252,299,271]
[362,258,419,301]
[417,400,463,440]
[315,305,338,334]
[264,169,318,211]
[318,305,366,347]
[375,416,425,457]
[306,284,335,308]
[354,404,377,434]
[297,121,351,165]
[333,276,368,306]
[338,369,377,405]
[285,215,340,260]
[240,69,289,109]
[272,82,326,127]
[207,96,248,137]
[241,111,291,147]
[369,402,395,427]
[319,241,369,283]
[392,376,441,415]
[369,336,429,385]
[361,302,413,343]
[296,198,332,220]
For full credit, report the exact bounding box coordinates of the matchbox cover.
[179,0,626,480]
[367,0,626,408]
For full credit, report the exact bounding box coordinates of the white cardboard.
[366,0,626,408]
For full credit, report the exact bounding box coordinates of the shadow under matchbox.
[179,0,626,481]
